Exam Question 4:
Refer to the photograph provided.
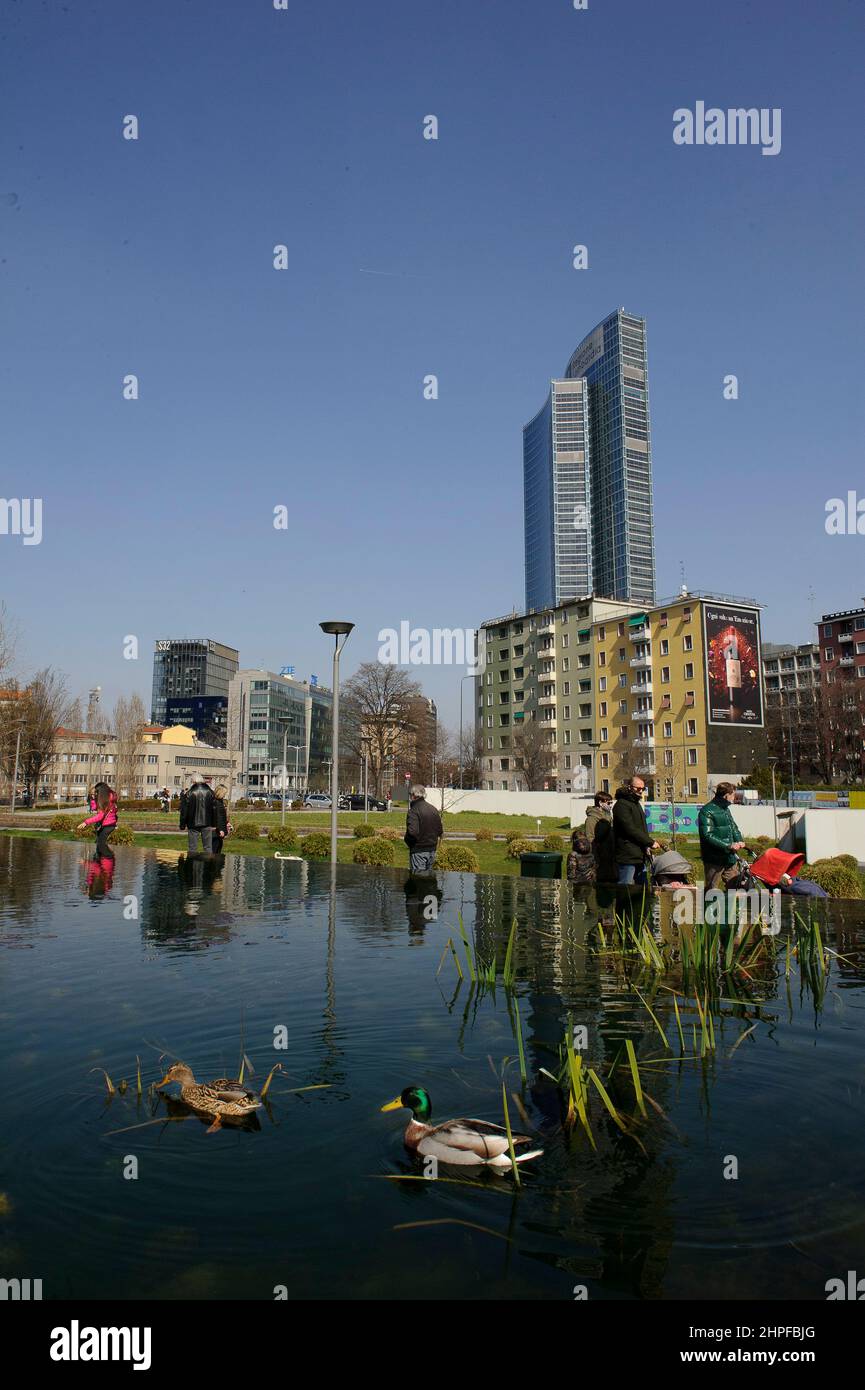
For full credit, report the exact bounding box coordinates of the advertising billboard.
[702,603,764,727]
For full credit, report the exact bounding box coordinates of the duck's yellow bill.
[380,1096,403,1112]
[157,1074,172,1087]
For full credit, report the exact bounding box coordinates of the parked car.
[304,792,333,810]
[347,793,387,813]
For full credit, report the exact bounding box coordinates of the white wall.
[802,809,865,865]
[426,787,589,821]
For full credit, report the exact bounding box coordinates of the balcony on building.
[630,681,652,695]
[629,654,652,669]
[538,694,557,707]
[635,760,656,775]
[839,656,854,667]
[633,736,655,748]
[538,620,555,636]
[839,632,854,643]
[631,708,654,721]
[628,623,650,642]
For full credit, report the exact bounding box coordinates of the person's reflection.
[83,849,115,900]
[177,852,225,917]
[403,873,443,939]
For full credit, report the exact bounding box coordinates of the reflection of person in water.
[177,851,225,917]
[403,874,442,938]
[83,850,115,899]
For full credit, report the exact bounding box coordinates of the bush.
[234,798,250,810]
[232,820,261,840]
[436,844,480,872]
[267,825,298,850]
[506,838,535,860]
[505,828,526,845]
[353,822,377,839]
[377,826,404,841]
[543,833,565,852]
[50,814,78,833]
[301,833,330,860]
[803,859,863,899]
[475,827,493,842]
[108,825,135,845]
[834,853,859,871]
[290,800,303,811]
[352,837,395,866]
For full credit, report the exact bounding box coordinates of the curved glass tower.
[524,308,656,609]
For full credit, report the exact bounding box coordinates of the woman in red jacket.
[77,781,118,856]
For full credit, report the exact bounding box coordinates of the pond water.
[1,836,864,1301]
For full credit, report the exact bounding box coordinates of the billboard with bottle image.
[702,603,764,727]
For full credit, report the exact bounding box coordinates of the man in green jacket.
[613,777,661,885]
[697,782,746,889]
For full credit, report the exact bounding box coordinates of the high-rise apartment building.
[524,309,656,610]
[151,638,239,727]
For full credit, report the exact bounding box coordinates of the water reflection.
[0,837,863,1300]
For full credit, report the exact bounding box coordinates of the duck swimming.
[381,1086,543,1169]
[158,1062,263,1133]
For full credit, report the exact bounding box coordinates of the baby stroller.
[735,847,827,898]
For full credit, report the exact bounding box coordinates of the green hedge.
[232,820,261,840]
[377,826,404,840]
[108,825,135,845]
[803,859,863,899]
[301,833,330,860]
[267,826,298,850]
[543,833,565,852]
[353,823,377,839]
[50,814,78,833]
[506,837,535,860]
[436,844,480,872]
[352,837,395,866]
[505,828,526,845]
[474,827,493,842]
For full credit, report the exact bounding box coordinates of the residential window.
[661,666,670,683]
[598,626,605,639]
[684,662,694,679]
[600,753,609,769]
[688,777,699,795]
[598,651,606,666]
[823,624,833,637]
[825,648,834,662]
[683,635,693,651]
[660,639,669,655]
[664,749,673,766]
[687,748,698,765]
[598,677,607,692]
[663,722,672,738]
[618,648,626,661]
[599,701,607,717]
[563,681,570,695]
[601,727,608,742]
[564,754,571,769]
[563,730,571,745]
[618,674,627,688]
[618,622,625,636]
[686,719,696,737]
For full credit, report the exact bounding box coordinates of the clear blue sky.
[2,0,863,727]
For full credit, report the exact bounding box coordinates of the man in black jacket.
[179,771,217,853]
[612,776,660,885]
[403,784,443,874]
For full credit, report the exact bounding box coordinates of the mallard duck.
[381,1086,543,1169]
[158,1063,262,1133]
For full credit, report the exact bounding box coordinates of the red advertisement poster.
[703,604,764,726]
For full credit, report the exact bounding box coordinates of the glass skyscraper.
[151,638,239,727]
[524,308,656,609]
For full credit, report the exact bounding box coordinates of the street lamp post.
[320,621,354,865]
[10,719,26,816]
[768,756,779,842]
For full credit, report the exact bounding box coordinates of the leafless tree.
[341,663,423,796]
[113,693,148,798]
[512,717,556,790]
[0,669,70,802]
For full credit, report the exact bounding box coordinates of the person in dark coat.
[212,784,230,851]
[403,784,443,874]
[179,771,217,853]
[612,777,660,885]
[585,791,616,882]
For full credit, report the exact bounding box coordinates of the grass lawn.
[10,807,574,837]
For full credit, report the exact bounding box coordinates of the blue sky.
[2,0,863,727]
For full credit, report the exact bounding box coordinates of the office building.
[524,308,656,610]
[164,695,229,748]
[227,670,333,794]
[150,638,239,727]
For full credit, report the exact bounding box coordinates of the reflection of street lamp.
[458,673,475,789]
[320,621,354,864]
[588,740,601,796]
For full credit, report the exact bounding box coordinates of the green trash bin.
[519,851,563,879]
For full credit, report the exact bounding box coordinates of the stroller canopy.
[749,848,805,887]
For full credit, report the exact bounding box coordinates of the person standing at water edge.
[212,784,230,851]
[613,777,660,885]
[180,771,217,853]
[77,781,118,856]
[585,791,616,883]
[403,784,443,874]
[697,781,746,889]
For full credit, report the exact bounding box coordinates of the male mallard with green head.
[158,1063,262,1133]
[381,1086,543,1169]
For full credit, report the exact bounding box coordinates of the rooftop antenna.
[679,559,688,598]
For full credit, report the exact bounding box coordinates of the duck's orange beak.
[157,1073,173,1087]
[380,1096,403,1112]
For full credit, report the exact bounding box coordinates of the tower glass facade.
[525,309,656,610]
[151,639,239,727]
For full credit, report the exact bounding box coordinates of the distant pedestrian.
[613,776,660,886]
[179,771,217,853]
[77,781,118,856]
[403,784,443,874]
[585,791,616,882]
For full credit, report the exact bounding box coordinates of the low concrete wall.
[802,808,865,865]
[425,788,588,821]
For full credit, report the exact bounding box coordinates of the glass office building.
[525,309,656,609]
[523,380,592,610]
[227,670,333,792]
[151,638,239,727]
